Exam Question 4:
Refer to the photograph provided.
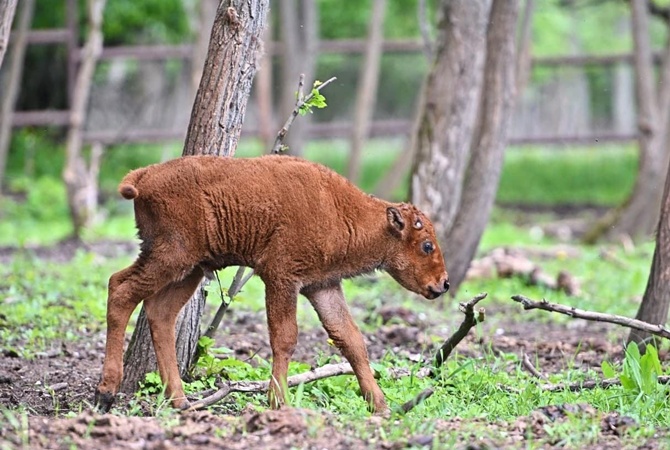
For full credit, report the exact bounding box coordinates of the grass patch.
[498,145,638,206]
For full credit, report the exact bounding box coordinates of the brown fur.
[94,155,449,414]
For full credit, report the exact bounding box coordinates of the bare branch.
[187,362,353,411]
[541,375,670,392]
[434,293,487,368]
[270,76,337,154]
[511,295,670,340]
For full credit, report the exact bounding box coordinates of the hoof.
[176,399,191,411]
[94,389,115,413]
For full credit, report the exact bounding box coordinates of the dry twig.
[541,375,670,392]
[434,293,487,368]
[400,293,488,414]
[187,362,353,411]
[511,295,670,340]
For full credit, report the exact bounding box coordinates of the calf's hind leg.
[302,282,388,414]
[143,267,204,410]
[95,257,184,412]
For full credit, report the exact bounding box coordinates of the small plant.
[602,343,663,397]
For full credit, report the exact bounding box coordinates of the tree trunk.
[628,155,670,347]
[441,0,519,292]
[587,0,670,242]
[409,0,490,240]
[347,0,386,184]
[121,0,269,394]
[62,0,105,239]
[278,0,318,156]
[0,0,31,193]
[0,0,17,69]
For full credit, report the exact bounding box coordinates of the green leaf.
[601,360,616,379]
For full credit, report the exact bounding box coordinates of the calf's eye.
[421,241,434,254]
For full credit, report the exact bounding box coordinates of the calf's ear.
[387,207,405,234]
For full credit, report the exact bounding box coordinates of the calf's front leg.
[263,280,299,409]
[302,282,388,414]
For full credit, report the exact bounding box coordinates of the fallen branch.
[271,76,337,154]
[186,362,353,411]
[541,375,670,392]
[511,295,670,341]
[434,293,487,368]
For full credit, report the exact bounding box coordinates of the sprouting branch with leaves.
[271,75,337,154]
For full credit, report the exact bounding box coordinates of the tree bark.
[121,0,269,394]
[0,0,17,69]
[347,0,386,184]
[62,0,105,239]
[277,0,318,156]
[628,155,670,347]
[409,0,490,240]
[441,0,519,291]
[0,0,31,193]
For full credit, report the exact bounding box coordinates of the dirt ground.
[0,241,663,449]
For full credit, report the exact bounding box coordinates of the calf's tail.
[118,167,148,200]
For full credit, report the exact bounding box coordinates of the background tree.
[628,154,670,347]
[0,0,17,69]
[410,0,520,293]
[120,0,269,393]
[409,0,490,239]
[585,0,670,243]
[62,0,106,239]
[347,0,386,184]
[439,0,520,291]
[0,0,31,193]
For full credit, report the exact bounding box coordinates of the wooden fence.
[7,1,643,147]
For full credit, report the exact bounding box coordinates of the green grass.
[498,145,638,206]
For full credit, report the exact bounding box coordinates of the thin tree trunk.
[0,0,31,193]
[628,154,670,347]
[121,0,269,394]
[587,0,670,242]
[441,0,519,292]
[347,0,386,184]
[409,0,491,239]
[62,0,105,239]
[278,0,318,156]
[515,0,534,94]
[0,0,17,69]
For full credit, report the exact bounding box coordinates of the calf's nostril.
[443,280,450,292]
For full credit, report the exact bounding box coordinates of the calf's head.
[384,204,449,299]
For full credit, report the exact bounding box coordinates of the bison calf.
[94,155,449,414]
